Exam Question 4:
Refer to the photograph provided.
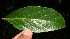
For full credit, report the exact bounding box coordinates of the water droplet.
[47,21,51,24]
[24,7,26,8]
[43,10,45,11]
[37,6,41,7]
[45,15,47,16]
[44,27,46,28]
[55,18,56,19]
[44,7,47,8]
[28,6,31,7]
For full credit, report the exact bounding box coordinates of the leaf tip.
[2,18,5,19]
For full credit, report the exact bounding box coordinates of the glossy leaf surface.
[3,6,65,33]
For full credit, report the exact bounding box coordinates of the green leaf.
[2,6,65,33]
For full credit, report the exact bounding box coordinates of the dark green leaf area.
[4,6,65,33]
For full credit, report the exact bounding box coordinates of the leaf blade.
[3,6,65,33]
